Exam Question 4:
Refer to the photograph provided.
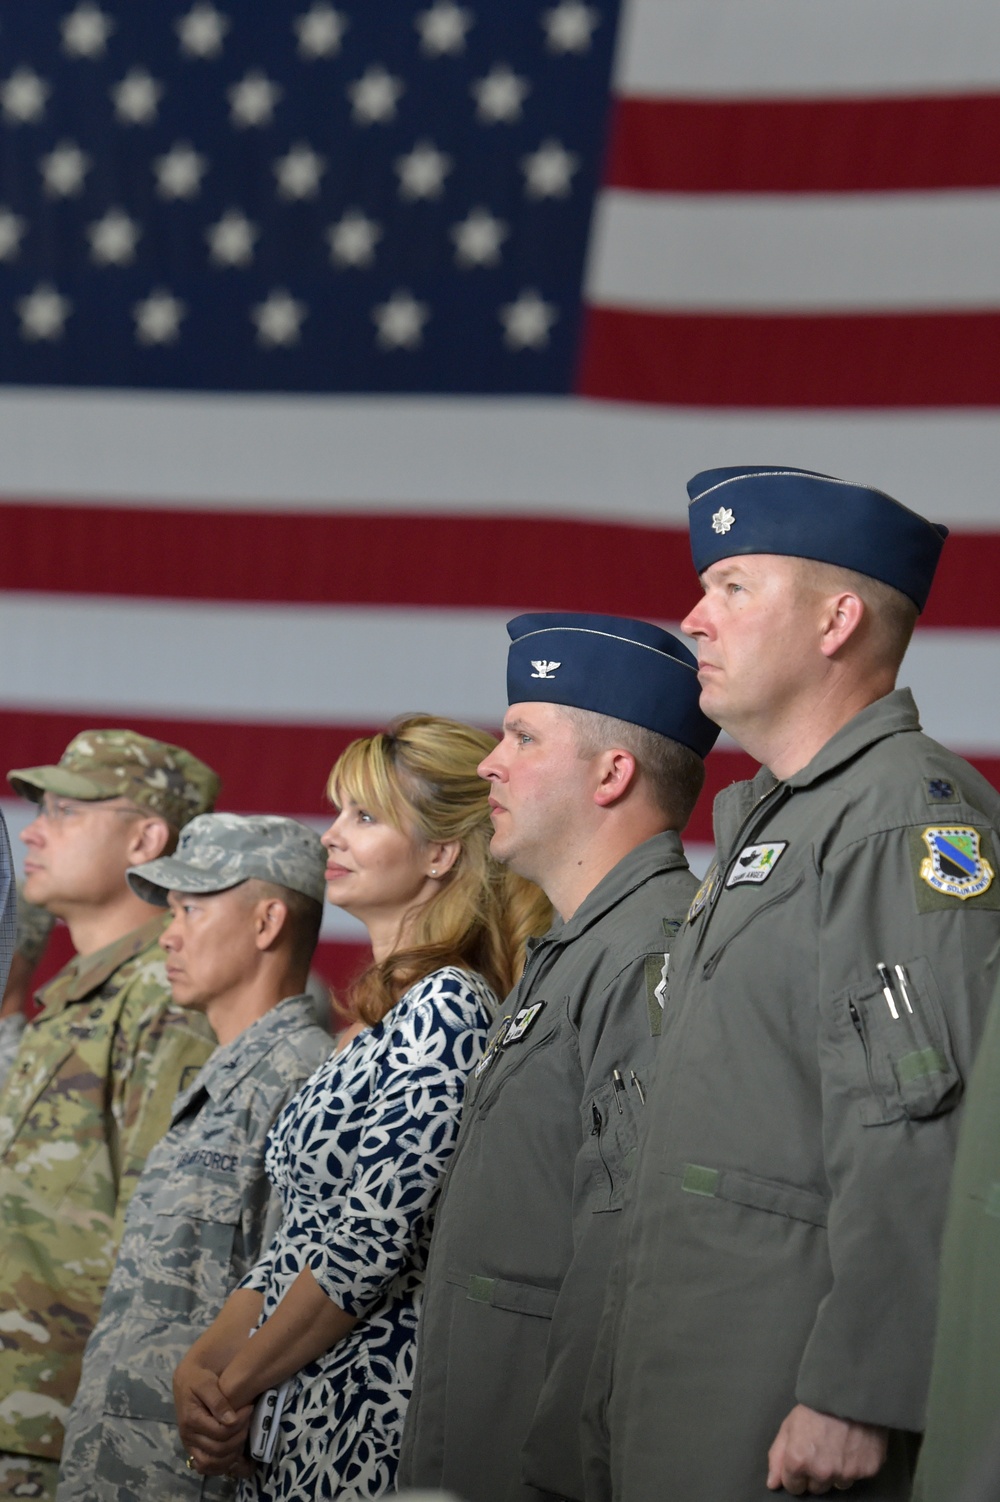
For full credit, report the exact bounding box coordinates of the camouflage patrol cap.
[8,729,219,829]
[127,813,327,906]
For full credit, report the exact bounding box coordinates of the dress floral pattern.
[237,965,496,1501]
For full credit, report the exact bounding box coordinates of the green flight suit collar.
[36,912,169,1014]
[712,688,922,856]
[172,993,316,1119]
[528,830,689,955]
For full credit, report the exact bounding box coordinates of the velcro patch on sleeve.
[911,824,1000,911]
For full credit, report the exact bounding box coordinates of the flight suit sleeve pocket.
[580,1081,640,1214]
[838,955,962,1124]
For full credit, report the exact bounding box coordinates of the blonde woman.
[174,716,550,1500]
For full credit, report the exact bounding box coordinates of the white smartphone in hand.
[248,1379,292,1464]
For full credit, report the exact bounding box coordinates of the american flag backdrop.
[0,0,998,992]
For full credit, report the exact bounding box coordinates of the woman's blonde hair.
[327,715,552,1027]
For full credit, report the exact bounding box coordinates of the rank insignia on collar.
[919,825,994,900]
[503,1000,546,1044]
[725,841,788,888]
[474,1015,512,1079]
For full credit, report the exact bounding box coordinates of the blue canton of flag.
[0,0,619,392]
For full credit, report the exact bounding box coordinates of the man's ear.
[819,590,866,660]
[129,816,173,864]
[254,898,288,952]
[593,748,638,809]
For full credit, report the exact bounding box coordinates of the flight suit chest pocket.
[582,1079,641,1213]
[472,1001,562,1119]
[837,954,962,1124]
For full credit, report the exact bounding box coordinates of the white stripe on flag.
[587,191,1000,313]
[0,594,997,754]
[1,394,1000,526]
[616,0,1000,98]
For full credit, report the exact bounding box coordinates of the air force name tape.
[506,611,720,758]
[687,466,948,613]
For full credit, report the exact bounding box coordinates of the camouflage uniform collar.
[172,994,318,1118]
[37,913,169,1012]
[784,687,921,790]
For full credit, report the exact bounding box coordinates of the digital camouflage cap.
[8,730,219,830]
[127,813,328,907]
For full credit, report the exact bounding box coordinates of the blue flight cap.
[687,466,948,612]
[506,612,720,758]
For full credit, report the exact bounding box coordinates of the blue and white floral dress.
[237,965,496,1501]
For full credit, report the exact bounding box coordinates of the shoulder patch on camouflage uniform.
[911,824,1000,911]
[645,953,670,1036]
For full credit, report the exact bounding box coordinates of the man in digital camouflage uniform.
[0,731,220,1500]
[399,612,719,1502]
[57,813,334,1502]
[0,887,54,1092]
[591,468,1000,1501]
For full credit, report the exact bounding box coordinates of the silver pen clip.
[876,963,899,1020]
[894,964,914,1015]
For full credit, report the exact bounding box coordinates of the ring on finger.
[186,1456,198,1471]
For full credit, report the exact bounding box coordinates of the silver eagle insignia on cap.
[530,660,561,679]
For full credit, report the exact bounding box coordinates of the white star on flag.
[471,65,530,124]
[451,208,508,267]
[373,291,429,349]
[521,138,579,198]
[87,208,141,266]
[40,141,91,198]
[499,289,558,349]
[252,290,306,346]
[541,2,599,53]
[1,68,50,124]
[133,290,186,345]
[206,210,259,267]
[415,2,474,56]
[295,4,348,59]
[228,71,283,128]
[176,4,230,59]
[61,4,115,58]
[347,65,404,125]
[274,144,327,201]
[0,209,26,262]
[154,143,208,200]
[17,284,72,341]
[326,210,382,268]
[111,68,163,125]
[395,141,453,200]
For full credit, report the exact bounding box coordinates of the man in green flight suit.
[399,611,719,1502]
[0,730,220,1500]
[591,467,1000,1501]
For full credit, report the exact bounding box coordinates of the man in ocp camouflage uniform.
[0,731,220,1501]
[57,813,334,1502]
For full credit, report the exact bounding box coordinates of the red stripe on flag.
[0,501,698,619]
[577,306,1000,408]
[2,710,998,847]
[606,95,1000,194]
[0,502,996,626]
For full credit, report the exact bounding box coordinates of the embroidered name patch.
[503,1001,545,1045]
[919,825,995,900]
[725,842,788,888]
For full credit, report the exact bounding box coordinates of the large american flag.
[1,0,998,991]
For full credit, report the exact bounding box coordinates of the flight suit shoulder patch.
[924,776,959,805]
[910,823,1000,911]
[644,953,669,1036]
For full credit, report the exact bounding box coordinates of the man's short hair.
[561,707,706,830]
[245,880,323,973]
[796,559,919,669]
